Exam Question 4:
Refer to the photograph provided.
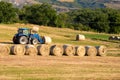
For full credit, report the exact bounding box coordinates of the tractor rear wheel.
[18,36,28,44]
[31,38,38,45]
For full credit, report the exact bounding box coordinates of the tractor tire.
[18,36,28,44]
[31,38,38,45]
[13,36,18,44]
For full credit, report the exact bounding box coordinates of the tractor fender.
[30,34,44,44]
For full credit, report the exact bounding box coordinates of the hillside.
[1,0,39,8]
[0,24,120,80]
[1,0,120,12]
[105,3,120,9]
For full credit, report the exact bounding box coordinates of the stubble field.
[0,56,120,80]
[0,24,120,80]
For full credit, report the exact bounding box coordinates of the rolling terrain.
[0,23,119,55]
[0,23,119,80]
[1,0,120,12]
[0,23,119,47]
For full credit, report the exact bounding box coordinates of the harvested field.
[0,56,120,80]
[0,24,119,80]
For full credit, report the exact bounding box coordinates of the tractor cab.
[17,28,30,36]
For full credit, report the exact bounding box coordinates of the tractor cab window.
[18,29,23,33]
[18,29,29,35]
[23,30,29,35]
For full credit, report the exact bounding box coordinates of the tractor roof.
[19,28,30,30]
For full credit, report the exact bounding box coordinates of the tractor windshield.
[18,28,29,35]
[18,29,23,33]
[23,30,29,35]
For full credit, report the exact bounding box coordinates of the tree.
[109,12,120,34]
[89,11,110,33]
[22,3,58,26]
[69,9,115,33]
[55,13,68,28]
[0,1,19,23]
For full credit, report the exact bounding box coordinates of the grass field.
[0,23,120,80]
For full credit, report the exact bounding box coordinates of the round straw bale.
[96,46,107,56]
[109,36,115,40]
[50,45,63,56]
[32,26,39,33]
[118,36,120,40]
[75,46,85,56]
[114,36,118,40]
[43,36,52,44]
[85,46,97,56]
[63,45,75,56]
[37,44,50,56]
[25,44,38,56]
[114,36,120,40]
[11,45,25,56]
[76,34,85,41]
[0,44,10,56]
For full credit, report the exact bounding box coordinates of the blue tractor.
[13,28,44,45]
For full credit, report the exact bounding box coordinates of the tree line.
[0,1,120,34]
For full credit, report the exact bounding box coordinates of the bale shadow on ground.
[0,42,13,44]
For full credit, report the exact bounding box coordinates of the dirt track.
[0,56,120,80]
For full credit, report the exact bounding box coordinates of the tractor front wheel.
[31,38,38,45]
[18,36,28,44]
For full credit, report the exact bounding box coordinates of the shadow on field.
[92,38,120,43]
[0,42,13,44]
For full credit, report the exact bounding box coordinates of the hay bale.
[114,36,120,40]
[43,36,52,44]
[0,44,10,56]
[118,36,120,40]
[37,44,50,56]
[75,46,85,56]
[96,46,107,56]
[76,34,85,41]
[32,26,39,33]
[11,45,25,56]
[109,36,115,40]
[63,45,75,56]
[50,45,63,56]
[85,46,97,56]
[25,44,38,56]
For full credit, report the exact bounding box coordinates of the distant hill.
[35,0,111,8]
[1,0,120,12]
[105,1,120,9]
[58,0,74,2]
[0,0,39,8]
